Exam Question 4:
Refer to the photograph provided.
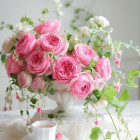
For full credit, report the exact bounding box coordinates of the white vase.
[47,81,77,116]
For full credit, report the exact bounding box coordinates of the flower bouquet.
[0,0,140,139]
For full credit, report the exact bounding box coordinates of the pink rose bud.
[3,106,7,112]
[16,95,20,100]
[95,120,99,126]
[9,106,12,110]
[116,51,122,57]
[92,74,105,91]
[34,20,62,35]
[56,133,62,139]
[114,85,121,92]
[5,53,23,77]
[31,76,46,93]
[37,33,69,55]
[18,71,32,88]
[16,32,37,55]
[70,71,95,100]
[114,81,122,92]
[9,99,13,105]
[53,56,81,84]
[5,96,9,101]
[95,56,111,82]
[37,107,42,114]
[115,58,121,68]
[72,43,98,67]
[26,50,51,76]
[2,37,15,54]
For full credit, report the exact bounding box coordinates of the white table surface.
[0,100,140,124]
[0,100,140,140]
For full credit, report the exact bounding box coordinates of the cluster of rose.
[2,19,112,106]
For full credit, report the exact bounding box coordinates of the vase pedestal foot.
[51,101,78,117]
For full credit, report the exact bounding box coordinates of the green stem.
[105,107,120,140]
[121,116,132,140]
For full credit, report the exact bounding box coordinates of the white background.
[0,0,139,110]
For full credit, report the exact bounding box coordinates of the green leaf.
[30,97,38,104]
[75,8,81,14]
[9,24,13,30]
[50,88,55,95]
[10,73,18,79]
[125,78,138,88]
[0,26,3,30]
[48,114,54,118]
[68,43,74,54]
[119,89,129,101]
[72,26,78,30]
[104,86,116,99]
[85,14,93,21]
[128,70,140,79]
[9,46,15,53]
[43,73,51,82]
[105,131,115,139]
[90,127,103,140]
[93,89,102,99]
[30,104,35,109]
[65,3,71,7]
[1,21,4,24]
[43,92,47,96]
[86,57,98,71]
[134,136,139,140]
[57,110,65,114]
[118,102,128,116]
[20,110,23,116]
[104,49,112,59]
[46,84,53,91]
[1,54,7,63]
[26,110,29,116]
[38,89,42,94]
[27,86,34,93]
[85,97,92,102]
[98,48,103,58]
[108,96,121,108]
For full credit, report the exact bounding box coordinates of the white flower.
[96,96,108,108]
[106,35,112,44]
[89,16,109,28]
[14,23,30,33]
[12,23,31,40]
[70,34,79,41]
[59,11,64,16]
[89,18,97,27]
[94,16,109,27]
[57,3,62,10]
[78,26,91,36]
[53,0,60,3]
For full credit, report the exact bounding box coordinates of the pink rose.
[52,56,81,84]
[95,56,111,81]
[37,33,68,55]
[16,32,37,55]
[31,77,46,93]
[70,71,95,100]
[26,50,51,76]
[73,43,98,67]
[34,20,62,34]
[5,53,23,77]
[2,37,15,54]
[93,74,105,91]
[18,71,32,88]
